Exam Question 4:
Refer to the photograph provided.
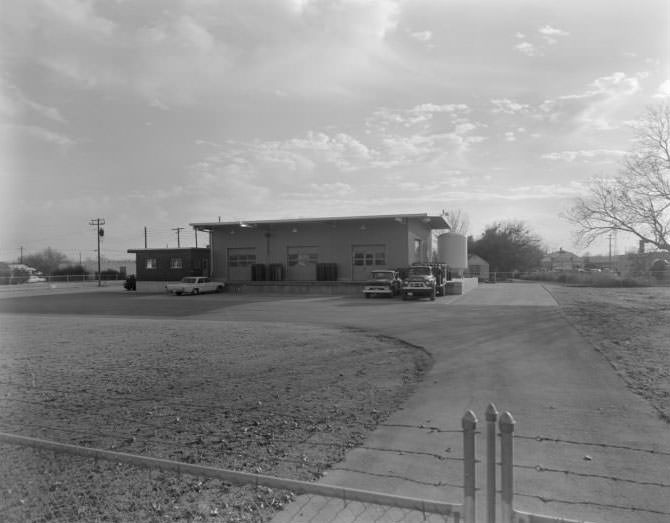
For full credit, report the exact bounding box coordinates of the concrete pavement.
[190,282,670,523]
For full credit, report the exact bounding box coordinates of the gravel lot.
[0,314,431,522]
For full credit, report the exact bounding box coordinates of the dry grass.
[0,315,431,522]
[546,284,670,422]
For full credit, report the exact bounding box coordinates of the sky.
[1,0,669,263]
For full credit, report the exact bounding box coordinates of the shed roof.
[191,213,450,231]
[127,247,209,254]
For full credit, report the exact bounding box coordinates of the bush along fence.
[2,404,650,523]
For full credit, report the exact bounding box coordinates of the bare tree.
[444,208,470,234]
[565,104,670,251]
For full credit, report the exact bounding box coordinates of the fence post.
[486,403,499,523]
[462,410,477,523]
[499,411,516,523]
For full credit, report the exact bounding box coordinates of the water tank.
[437,232,468,269]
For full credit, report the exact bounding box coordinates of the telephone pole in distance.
[172,227,184,248]
[89,218,105,287]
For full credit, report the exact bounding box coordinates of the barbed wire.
[0,442,459,523]
[513,491,670,517]
[328,466,463,490]
[514,432,670,456]
[512,462,670,488]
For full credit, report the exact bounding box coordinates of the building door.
[352,244,386,281]
[287,246,319,281]
[227,248,256,281]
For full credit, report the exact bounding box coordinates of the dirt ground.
[546,284,670,422]
[0,315,431,522]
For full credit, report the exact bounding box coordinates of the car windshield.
[372,271,394,279]
[182,277,197,283]
[408,267,431,276]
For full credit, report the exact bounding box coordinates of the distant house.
[127,248,211,282]
[541,248,582,271]
[467,254,489,281]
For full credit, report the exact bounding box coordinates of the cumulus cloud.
[515,24,569,56]
[515,41,539,57]
[538,25,569,45]
[490,98,529,114]
[537,72,645,130]
[654,79,670,98]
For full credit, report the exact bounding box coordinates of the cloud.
[538,72,645,130]
[515,41,539,57]
[538,25,569,45]
[409,30,432,42]
[490,98,529,114]
[541,149,627,162]
[654,79,670,98]
[19,125,76,147]
[0,80,67,125]
[515,24,569,56]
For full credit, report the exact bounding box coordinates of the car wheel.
[193,288,199,295]
[175,291,183,296]
[365,293,370,299]
[216,285,224,293]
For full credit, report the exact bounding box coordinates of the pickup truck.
[166,276,225,296]
[400,264,447,300]
[362,270,402,298]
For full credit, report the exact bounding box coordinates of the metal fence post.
[499,411,516,523]
[486,403,499,523]
[462,410,477,523]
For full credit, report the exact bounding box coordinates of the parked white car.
[166,276,225,296]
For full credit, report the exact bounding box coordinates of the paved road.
[188,282,670,523]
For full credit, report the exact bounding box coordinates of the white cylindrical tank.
[437,232,468,269]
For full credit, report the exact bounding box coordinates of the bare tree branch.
[565,104,670,252]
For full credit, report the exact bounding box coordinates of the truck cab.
[400,264,447,300]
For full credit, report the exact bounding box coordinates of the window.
[352,245,386,267]
[146,258,157,270]
[170,257,183,269]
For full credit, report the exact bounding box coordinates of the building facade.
[191,213,450,282]
[467,254,490,281]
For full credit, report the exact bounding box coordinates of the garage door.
[287,246,319,281]
[352,244,386,281]
[228,247,256,281]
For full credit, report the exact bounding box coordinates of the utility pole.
[172,227,184,248]
[89,218,105,287]
[144,226,148,248]
[19,246,23,264]
[608,233,613,270]
[195,228,198,248]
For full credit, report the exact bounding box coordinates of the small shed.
[468,254,490,281]
[127,248,211,282]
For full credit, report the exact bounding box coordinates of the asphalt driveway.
[186,282,669,523]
